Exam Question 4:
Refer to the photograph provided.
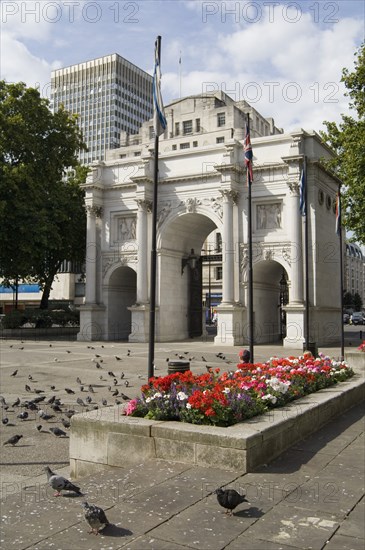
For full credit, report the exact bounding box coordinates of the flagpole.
[246,115,254,363]
[303,156,310,352]
[148,35,165,380]
[179,51,182,99]
[337,187,345,360]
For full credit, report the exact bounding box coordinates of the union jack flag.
[244,124,253,185]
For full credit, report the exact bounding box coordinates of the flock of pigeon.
[2,342,248,535]
[2,344,134,448]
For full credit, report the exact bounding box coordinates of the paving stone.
[143,493,258,549]
[225,535,299,549]
[324,533,365,550]
[336,497,365,539]
[124,536,191,549]
[244,504,340,549]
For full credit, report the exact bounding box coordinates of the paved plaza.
[0,335,364,549]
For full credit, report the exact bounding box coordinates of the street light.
[181,248,198,275]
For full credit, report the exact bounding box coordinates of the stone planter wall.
[70,374,365,477]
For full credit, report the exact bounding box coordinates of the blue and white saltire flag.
[335,191,341,236]
[153,38,167,137]
[299,167,306,216]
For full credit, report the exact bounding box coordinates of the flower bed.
[124,353,354,427]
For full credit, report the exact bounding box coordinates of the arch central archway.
[157,212,217,341]
[251,260,289,343]
[106,265,136,340]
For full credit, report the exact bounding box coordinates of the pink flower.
[125,399,138,415]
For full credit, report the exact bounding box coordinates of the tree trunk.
[40,275,55,309]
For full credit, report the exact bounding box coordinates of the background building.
[345,242,365,306]
[50,54,153,164]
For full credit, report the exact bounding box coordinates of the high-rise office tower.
[50,54,153,164]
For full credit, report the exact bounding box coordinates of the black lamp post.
[279,270,289,339]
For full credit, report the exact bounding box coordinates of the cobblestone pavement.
[0,338,364,549]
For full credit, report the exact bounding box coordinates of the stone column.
[286,179,304,303]
[135,199,152,303]
[220,190,238,304]
[85,205,102,304]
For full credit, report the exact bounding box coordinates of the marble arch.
[78,93,342,347]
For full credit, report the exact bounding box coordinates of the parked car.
[350,312,364,325]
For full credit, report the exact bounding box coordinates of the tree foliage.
[321,43,365,245]
[0,81,88,308]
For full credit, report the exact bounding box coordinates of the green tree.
[0,81,88,308]
[353,292,363,312]
[321,43,365,245]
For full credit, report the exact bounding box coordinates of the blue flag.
[153,38,167,137]
[299,168,306,216]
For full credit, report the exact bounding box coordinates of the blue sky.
[1,0,364,132]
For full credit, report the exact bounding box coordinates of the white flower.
[222,387,230,394]
[177,391,188,401]
[186,403,192,409]
[153,392,162,399]
[146,397,152,403]
[262,394,277,404]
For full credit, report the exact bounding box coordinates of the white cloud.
[0,33,61,96]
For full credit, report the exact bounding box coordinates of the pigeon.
[113,378,118,386]
[95,362,102,369]
[77,398,86,407]
[38,410,55,421]
[33,396,46,403]
[10,370,18,377]
[81,501,109,535]
[64,410,75,419]
[76,377,82,385]
[2,417,9,425]
[17,411,28,420]
[85,396,92,404]
[49,427,67,437]
[36,425,43,432]
[88,385,94,393]
[28,375,33,381]
[65,388,75,395]
[47,395,56,404]
[108,371,116,377]
[115,356,122,361]
[201,356,207,362]
[24,384,32,392]
[101,398,107,406]
[3,434,23,446]
[52,404,63,413]
[61,418,70,429]
[95,354,101,358]
[124,380,130,387]
[12,397,20,407]
[45,466,82,497]
[215,488,248,515]
[120,372,125,379]
[50,385,56,391]
[112,389,118,396]
[127,349,131,356]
